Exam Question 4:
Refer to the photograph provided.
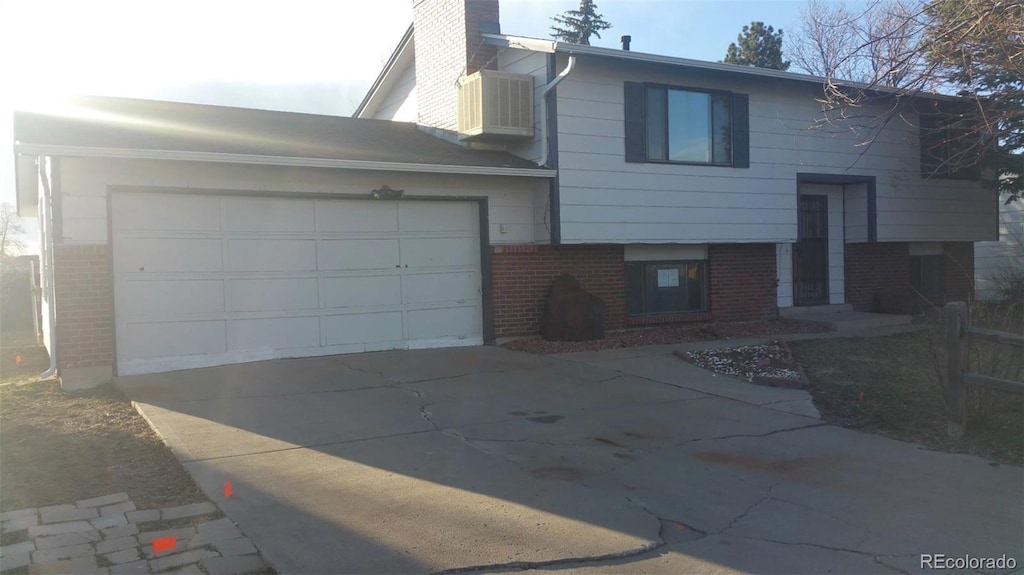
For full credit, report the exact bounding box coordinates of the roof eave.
[484,32,960,102]
[13,143,556,179]
[354,25,414,118]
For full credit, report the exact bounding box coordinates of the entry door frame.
[792,173,878,308]
[106,185,494,376]
[794,194,830,306]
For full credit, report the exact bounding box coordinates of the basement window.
[626,261,708,315]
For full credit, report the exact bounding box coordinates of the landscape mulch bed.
[676,339,809,388]
[0,380,208,515]
[503,319,832,354]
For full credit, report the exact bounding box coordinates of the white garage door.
[111,191,483,375]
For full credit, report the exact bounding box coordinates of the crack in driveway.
[740,536,918,575]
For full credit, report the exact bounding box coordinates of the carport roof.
[13,95,549,174]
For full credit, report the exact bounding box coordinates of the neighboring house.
[975,199,1024,301]
[13,0,997,388]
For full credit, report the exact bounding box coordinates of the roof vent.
[457,70,534,140]
[621,35,631,50]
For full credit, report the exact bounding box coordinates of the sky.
[0,0,820,248]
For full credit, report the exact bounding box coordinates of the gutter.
[38,158,57,379]
[539,55,576,168]
[13,144,556,179]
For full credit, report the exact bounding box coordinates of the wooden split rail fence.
[945,301,1024,439]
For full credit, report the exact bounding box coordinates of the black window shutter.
[731,93,750,168]
[624,82,646,163]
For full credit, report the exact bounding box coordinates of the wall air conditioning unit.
[457,70,534,140]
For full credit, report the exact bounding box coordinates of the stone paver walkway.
[0,494,267,575]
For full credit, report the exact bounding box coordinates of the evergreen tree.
[723,22,791,70]
[550,0,612,46]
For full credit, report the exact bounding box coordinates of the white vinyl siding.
[550,55,996,244]
[843,182,870,243]
[975,200,1024,301]
[776,243,794,308]
[55,158,549,245]
[111,191,483,375]
[498,49,548,164]
[372,62,418,122]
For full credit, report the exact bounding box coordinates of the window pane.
[686,263,705,310]
[644,264,686,314]
[711,94,732,164]
[668,90,711,163]
[645,88,667,161]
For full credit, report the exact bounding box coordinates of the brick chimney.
[412,0,500,132]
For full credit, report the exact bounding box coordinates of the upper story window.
[919,114,982,180]
[624,82,749,168]
[645,87,732,164]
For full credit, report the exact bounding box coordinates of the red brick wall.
[53,244,114,370]
[491,245,624,338]
[943,242,975,303]
[708,244,778,321]
[845,242,910,312]
[465,0,499,73]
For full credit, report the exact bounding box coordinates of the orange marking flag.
[224,481,233,498]
[15,355,21,366]
[152,537,177,554]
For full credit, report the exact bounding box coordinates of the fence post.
[946,301,968,439]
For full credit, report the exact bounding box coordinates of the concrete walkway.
[118,343,1023,574]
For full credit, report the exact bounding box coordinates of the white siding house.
[975,200,1024,301]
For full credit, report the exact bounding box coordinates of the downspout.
[539,55,576,168]
[38,158,57,379]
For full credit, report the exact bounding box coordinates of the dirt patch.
[791,333,1023,466]
[676,340,808,387]
[0,380,208,512]
[504,320,832,355]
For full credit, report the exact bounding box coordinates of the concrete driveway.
[119,344,1023,574]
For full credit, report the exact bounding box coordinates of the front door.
[794,195,829,306]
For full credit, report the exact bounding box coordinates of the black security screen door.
[795,195,829,306]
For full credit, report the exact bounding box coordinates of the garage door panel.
[399,202,477,233]
[113,193,484,375]
[319,239,400,271]
[317,201,398,233]
[118,280,225,316]
[406,306,482,341]
[324,312,404,346]
[113,193,221,232]
[230,278,319,312]
[322,276,402,308]
[402,237,479,268]
[115,238,224,274]
[122,321,226,359]
[402,272,478,304]
[228,239,317,272]
[232,317,321,350]
[225,197,316,232]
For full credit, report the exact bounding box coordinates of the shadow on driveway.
[119,346,1024,574]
